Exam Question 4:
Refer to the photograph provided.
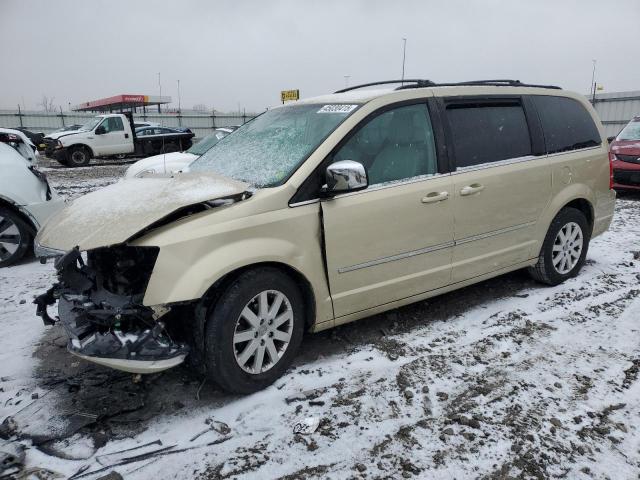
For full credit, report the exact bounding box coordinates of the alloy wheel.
[0,215,21,262]
[233,290,293,374]
[552,221,583,275]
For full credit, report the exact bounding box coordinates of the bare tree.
[38,95,56,112]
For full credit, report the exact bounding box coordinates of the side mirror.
[321,160,368,197]
[95,126,106,135]
[607,136,616,144]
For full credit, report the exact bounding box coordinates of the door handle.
[87,136,94,139]
[460,183,485,196]
[421,191,449,204]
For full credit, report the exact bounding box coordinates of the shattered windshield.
[187,130,229,156]
[190,103,360,187]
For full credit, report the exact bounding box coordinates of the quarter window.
[446,102,532,169]
[531,96,601,154]
[332,103,438,185]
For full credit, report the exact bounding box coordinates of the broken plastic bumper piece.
[34,247,189,374]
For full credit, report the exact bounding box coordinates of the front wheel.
[528,207,590,285]
[0,208,32,268]
[67,146,91,167]
[204,268,305,394]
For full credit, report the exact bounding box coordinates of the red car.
[610,116,640,191]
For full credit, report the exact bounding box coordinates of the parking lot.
[0,160,638,479]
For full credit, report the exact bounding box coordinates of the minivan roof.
[294,79,567,108]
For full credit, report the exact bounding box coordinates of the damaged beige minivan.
[34,80,616,393]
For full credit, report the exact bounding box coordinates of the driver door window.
[333,103,438,186]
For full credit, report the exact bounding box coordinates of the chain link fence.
[0,109,258,140]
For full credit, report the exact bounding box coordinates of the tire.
[204,267,305,394]
[67,146,91,167]
[528,207,590,286]
[0,208,32,268]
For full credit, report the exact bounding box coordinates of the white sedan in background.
[0,127,39,163]
[0,138,64,267]
[124,127,236,178]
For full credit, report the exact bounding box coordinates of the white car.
[0,141,64,267]
[124,127,234,178]
[0,128,39,163]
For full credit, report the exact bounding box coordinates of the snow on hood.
[36,172,250,252]
[45,130,88,140]
[125,151,197,178]
[611,140,640,155]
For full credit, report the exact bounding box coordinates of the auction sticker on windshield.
[317,104,358,113]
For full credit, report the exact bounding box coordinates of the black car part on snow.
[34,246,189,364]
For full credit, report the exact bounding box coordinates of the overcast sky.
[2,0,639,113]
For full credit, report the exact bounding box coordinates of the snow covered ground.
[0,163,638,479]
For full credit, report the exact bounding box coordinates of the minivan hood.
[36,172,250,251]
[611,140,640,156]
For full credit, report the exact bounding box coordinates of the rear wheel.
[0,208,32,268]
[528,207,590,285]
[67,146,91,167]
[204,267,305,394]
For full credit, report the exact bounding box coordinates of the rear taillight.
[608,151,615,189]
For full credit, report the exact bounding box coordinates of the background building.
[589,90,640,138]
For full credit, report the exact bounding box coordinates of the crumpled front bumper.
[34,247,189,374]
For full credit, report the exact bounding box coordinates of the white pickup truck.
[43,113,194,167]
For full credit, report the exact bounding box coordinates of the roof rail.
[395,79,562,90]
[334,79,435,94]
[334,79,562,94]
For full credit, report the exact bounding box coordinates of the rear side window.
[531,96,601,154]
[446,102,532,169]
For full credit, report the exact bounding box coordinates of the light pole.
[401,38,407,85]
[590,59,597,104]
[177,79,181,113]
[157,72,162,113]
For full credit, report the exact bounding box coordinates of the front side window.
[446,101,532,169]
[531,95,601,153]
[332,103,438,185]
[617,119,640,141]
[191,104,359,187]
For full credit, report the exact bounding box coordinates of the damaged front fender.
[35,247,189,374]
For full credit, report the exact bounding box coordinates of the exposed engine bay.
[34,246,189,373]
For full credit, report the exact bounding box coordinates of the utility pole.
[401,38,407,85]
[590,59,597,104]
[177,79,181,113]
[158,72,162,113]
